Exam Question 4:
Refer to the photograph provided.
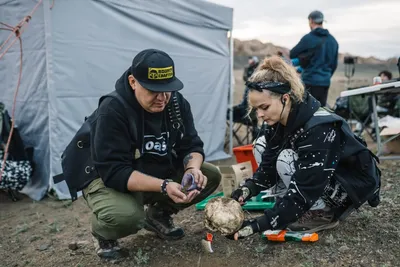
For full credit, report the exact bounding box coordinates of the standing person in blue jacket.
[290,10,339,107]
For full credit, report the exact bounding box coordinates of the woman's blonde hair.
[248,56,305,103]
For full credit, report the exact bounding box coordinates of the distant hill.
[234,38,398,69]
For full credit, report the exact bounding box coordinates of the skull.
[204,197,244,236]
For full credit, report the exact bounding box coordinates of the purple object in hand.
[181,173,199,192]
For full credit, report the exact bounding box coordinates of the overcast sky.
[208,0,400,59]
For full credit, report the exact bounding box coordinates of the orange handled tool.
[262,230,318,242]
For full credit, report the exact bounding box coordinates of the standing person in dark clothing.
[238,56,260,111]
[227,56,260,133]
[243,56,260,82]
[290,10,339,107]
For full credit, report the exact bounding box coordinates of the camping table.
[340,80,400,160]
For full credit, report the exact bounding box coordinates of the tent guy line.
[0,0,44,182]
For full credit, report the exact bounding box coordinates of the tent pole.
[228,29,234,155]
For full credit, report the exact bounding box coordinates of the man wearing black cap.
[290,10,339,107]
[83,49,221,259]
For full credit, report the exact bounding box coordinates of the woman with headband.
[229,56,381,240]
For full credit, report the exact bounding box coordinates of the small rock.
[70,251,84,256]
[144,246,151,251]
[383,183,393,190]
[38,243,50,251]
[77,240,89,246]
[193,228,204,235]
[110,259,123,264]
[68,242,79,251]
[76,232,84,238]
[339,245,349,252]
[29,235,41,243]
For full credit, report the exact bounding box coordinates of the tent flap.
[0,0,233,200]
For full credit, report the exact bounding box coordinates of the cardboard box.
[380,127,400,154]
[221,172,236,197]
[218,161,253,197]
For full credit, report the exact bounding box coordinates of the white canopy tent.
[0,0,234,200]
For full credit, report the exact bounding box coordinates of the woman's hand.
[227,219,261,240]
[231,186,251,205]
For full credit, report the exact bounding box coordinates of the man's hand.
[184,168,207,190]
[231,187,251,206]
[166,181,199,204]
[227,219,261,241]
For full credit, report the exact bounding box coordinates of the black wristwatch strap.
[161,179,172,195]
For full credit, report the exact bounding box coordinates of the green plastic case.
[195,192,275,211]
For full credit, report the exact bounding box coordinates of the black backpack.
[54,91,183,201]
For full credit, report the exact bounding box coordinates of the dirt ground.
[1,69,399,267]
[0,159,399,267]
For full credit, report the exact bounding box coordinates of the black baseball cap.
[131,49,184,92]
[308,10,325,24]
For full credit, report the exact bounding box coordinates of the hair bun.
[259,56,285,72]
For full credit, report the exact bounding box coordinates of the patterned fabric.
[275,148,352,209]
[0,150,32,191]
[245,93,378,233]
[322,178,352,208]
[0,102,33,192]
[249,117,350,230]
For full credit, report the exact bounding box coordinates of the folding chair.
[225,120,253,148]
[225,106,259,148]
[348,95,376,141]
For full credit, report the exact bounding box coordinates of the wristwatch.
[161,179,173,195]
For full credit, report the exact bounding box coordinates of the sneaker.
[91,235,126,260]
[286,210,339,233]
[144,204,185,240]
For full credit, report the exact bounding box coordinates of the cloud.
[208,0,400,58]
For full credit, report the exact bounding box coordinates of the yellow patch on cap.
[148,66,173,80]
